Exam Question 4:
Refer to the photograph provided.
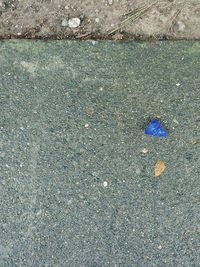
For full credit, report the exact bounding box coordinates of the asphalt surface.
[0,40,200,267]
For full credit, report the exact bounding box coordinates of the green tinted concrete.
[0,40,200,266]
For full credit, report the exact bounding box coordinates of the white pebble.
[176,83,180,86]
[136,168,141,175]
[159,15,167,24]
[142,148,148,154]
[177,20,186,32]
[107,0,113,5]
[91,40,97,45]
[173,118,179,124]
[68,18,81,28]
[61,19,68,27]
[85,123,89,128]
[103,181,108,187]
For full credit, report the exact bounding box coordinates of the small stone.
[95,18,100,23]
[112,33,123,40]
[142,148,148,154]
[0,1,5,11]
[173,118,179,124]
[103,181,108,187]
[177,20,186,32]
[136,168,141,175]
[91,40,97,45]
[176,83,180,86]
[85,107,94,116]
[191,139,197,145]
[68,18,81,28]
[107,0,113,5]
[158,245,162,250]
[85,123,89,128]
[61,19,68,27]
[159,15,167,24]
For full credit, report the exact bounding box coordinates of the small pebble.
[112,33,123,40]
[173,118,179,124]
[136,168,141,175]
[142,148,148,154]
[68,18,81,28]
[191,139,197,145]
[177,20,186,32]
[103,181,108,187]
[176,83,180,86]
[159,15,167,23]
[91,40,97,45]
[61,19,68,27]
[107,0,113,5]
[0,1,4,8]
[85,123,89,128]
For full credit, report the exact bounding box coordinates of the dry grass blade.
[108,2,157,35]
[167,8,183,34]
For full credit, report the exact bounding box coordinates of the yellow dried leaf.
[154,160,166,177]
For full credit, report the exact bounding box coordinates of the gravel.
[68,17,81,28]
[61,18,68,27]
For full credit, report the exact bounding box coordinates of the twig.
[167,8,182,34]
[108,2,157,35]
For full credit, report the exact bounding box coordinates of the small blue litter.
[145,118,168,137]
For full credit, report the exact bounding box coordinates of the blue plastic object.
[145,118,168,137]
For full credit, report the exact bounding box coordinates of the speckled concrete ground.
[0,40,200,266]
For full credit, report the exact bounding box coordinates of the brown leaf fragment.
[154,160,166,177]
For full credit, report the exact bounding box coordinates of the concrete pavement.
[0,40,200,266]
